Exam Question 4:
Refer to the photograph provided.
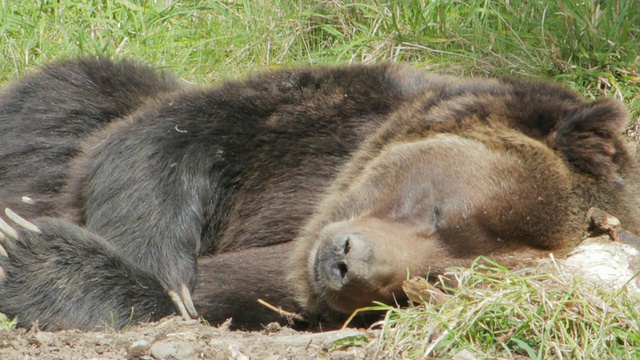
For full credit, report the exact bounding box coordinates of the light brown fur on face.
[292,132,578,316]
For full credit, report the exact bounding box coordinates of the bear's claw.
[5,208,41,234]
[0,215,18,241]
[168,283,198,320]
[0,208,41,254]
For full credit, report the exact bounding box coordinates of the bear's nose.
[331,235,351,256]
[318,233,371,287]
[323,235,350,281]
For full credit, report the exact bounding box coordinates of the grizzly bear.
[0,57,637,330]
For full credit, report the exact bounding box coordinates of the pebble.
[227,344,250,360]
[150,340,196,359]
[128,339,150,358]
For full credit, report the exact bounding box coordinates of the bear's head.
[289,76,640,323]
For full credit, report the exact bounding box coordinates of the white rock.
[564,237,640,293]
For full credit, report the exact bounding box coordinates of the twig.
[257,299,307,323]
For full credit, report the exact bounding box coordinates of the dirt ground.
[0,316,379,360]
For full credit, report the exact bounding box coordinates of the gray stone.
[128,339,150,358]
[150,340,197,359]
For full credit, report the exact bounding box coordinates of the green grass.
[370,258,640,359]
[1,0,640,355]
[1,1,639,105]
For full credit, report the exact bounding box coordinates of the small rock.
[261,322,282,334]
[228,344,249,360]
[128,339,150,359]
[150,340,196,359]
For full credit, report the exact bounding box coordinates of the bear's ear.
[554,98,629,179]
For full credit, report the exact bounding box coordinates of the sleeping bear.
[0,57,637,330]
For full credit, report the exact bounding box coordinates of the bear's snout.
[310,218,427,313]
[317,233,372,288]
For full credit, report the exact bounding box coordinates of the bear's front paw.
[0,208,176,330]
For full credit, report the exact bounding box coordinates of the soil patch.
[0,316,377,359]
